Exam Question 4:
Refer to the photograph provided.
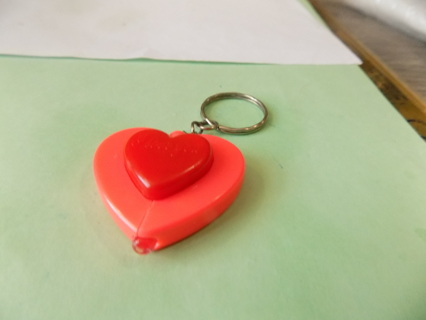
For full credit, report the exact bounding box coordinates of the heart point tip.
[132,237,158,255]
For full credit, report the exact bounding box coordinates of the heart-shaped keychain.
[93,92,268,254]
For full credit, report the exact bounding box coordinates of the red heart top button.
[124,129,213,200]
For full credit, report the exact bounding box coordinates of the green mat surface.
[1,57,426,319]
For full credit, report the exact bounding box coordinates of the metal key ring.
[198,92,268,134]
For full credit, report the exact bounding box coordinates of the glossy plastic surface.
[124,129,213,200]
[93,128,245,253]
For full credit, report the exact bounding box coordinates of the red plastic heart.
[93,128,245,253]
[124,129,213,200]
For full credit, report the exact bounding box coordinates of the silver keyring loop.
[200,92,268,134]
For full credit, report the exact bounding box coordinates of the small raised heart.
[124,129,213,200]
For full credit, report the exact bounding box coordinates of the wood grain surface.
[310,0,426,139]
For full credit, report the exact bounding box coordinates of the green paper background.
[1,56,426,320]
